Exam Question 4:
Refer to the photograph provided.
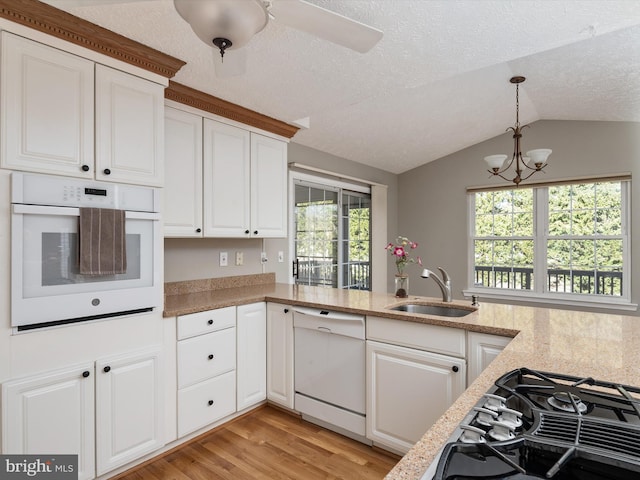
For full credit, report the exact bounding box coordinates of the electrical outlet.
[219,251,228,267]
[278,251,284,262]
[236,251,243,266]
[261,252,268,263]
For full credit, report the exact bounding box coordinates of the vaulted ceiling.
[45,0,640,174]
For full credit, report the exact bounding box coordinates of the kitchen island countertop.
[164,280,640,480]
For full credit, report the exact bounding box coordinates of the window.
[293,178,371,290]
[468,178,631,307]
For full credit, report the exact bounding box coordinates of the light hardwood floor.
[114,405,400,480]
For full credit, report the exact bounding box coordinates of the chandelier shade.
[485,76,552,186]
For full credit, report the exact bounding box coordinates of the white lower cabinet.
[366,340,466,454]
[266,303,294,409]
[236,302,267,411]
[467,331,511,385]
[365,316,467,454]
[95,347,164,476]
[176,308,237,437]
[1,347,163,480]
[177,371,236,437]
[2,363,95,480]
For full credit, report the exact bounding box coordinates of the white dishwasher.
[293,306,367,441]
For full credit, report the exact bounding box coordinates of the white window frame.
[464,180,636,311]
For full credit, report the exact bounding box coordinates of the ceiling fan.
[46,0,383,76]
[173,0,383,76]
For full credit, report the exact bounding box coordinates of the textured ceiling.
[44,0,640,174]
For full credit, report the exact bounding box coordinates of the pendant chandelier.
[484,76,552,186]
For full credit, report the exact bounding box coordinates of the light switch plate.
[278,251,284,262]
[219,251,228,266]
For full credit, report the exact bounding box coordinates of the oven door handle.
[13,204,160,220]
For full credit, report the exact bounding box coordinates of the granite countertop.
[164,276,640,480]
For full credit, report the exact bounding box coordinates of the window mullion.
[622,181,631,299]
[534,187,548,294]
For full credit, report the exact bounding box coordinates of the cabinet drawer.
[177,328,236,388]
[177,306,236,340]
[366,316,466,358]
[177,370,236,437]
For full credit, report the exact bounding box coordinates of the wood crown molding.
[166,81,299,139]
[0,0,185,78]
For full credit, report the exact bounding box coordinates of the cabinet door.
[1,32,94,177]
[203,119,251,237]
[250,133,288,237]
[95,347,164,476]
[467,332,511,385]
[236,302,267,410]
[266,303,294,409]
[366,340,466,454]
[1,364,95,480]
[164,107,203,237]
[95,64,164,187]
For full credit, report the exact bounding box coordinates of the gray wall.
[164,142,399,285]
[397,120,640,314]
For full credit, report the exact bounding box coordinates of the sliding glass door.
[294,179,371,290]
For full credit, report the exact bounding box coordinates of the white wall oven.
[11,173,162,331]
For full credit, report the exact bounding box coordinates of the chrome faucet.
[420,267,452,302]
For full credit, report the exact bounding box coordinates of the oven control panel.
[62,185,113,206]
[11,172,158,212]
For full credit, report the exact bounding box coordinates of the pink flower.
[386,236,423,275]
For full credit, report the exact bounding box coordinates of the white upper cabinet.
[250,133,288,238]
[203,118,251,237]
[1,32,94,177]
[95,64,164,186]
[165,107,288,238]
[1,32,164,187]
[164,107,203,237]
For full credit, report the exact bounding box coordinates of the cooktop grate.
[533,411,640,459]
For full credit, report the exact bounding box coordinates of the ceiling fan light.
[484,154,508,170]
[174,0,268,50]
[526,149,552,166]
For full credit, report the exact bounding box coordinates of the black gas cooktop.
[430,368,640,480]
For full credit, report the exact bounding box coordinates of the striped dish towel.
[78,208,127,275]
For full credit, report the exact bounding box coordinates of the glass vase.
[394,274,409,298]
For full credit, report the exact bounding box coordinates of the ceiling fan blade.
[213,48,247,78]
[269,0,383,53]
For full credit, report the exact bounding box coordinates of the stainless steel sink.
[388,304,475,317]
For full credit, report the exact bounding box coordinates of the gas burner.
[430,368,640,480]
[548,391,587,413]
